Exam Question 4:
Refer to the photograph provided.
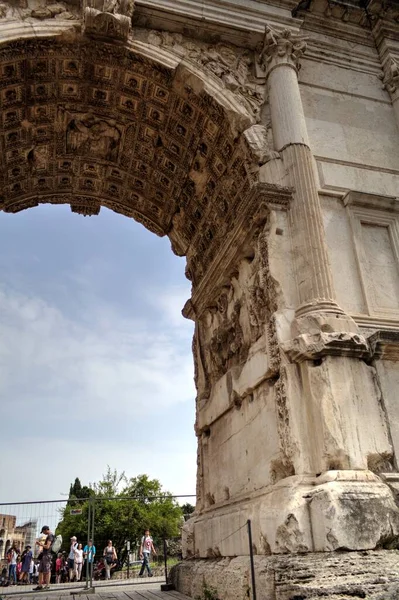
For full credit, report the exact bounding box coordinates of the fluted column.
[259,27,352,326]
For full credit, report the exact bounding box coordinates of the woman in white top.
[74,544,84,581]
[103,540,117,580]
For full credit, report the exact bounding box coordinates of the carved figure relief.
[66,114,121,161]
[381,57,399,98]
[0,0,78,20]
[83,0,134,41]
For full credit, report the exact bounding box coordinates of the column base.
[294,299,359,336]
[183,471,399,559]
[307,470,399,552]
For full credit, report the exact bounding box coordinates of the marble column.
[259,27,356,332]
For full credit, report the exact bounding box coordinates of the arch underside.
[0,34,290,295]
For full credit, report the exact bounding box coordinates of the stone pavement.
[0,580,190,600]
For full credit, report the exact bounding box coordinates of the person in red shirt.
[55,554,63,584]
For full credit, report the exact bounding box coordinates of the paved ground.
[0,579,189,600]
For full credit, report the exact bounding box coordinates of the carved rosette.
[257,26,308,78]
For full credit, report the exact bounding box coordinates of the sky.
[0,204,197,513]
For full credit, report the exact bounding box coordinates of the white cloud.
[0,209,197,505]
[0,436,196,506]
[0,284,195,420]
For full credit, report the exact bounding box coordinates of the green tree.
[181,503,195,519]
[56,468,183,560]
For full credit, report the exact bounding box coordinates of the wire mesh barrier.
[0,497,257,599]
[0,495,195,594]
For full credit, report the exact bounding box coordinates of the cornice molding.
[133,0,302,49]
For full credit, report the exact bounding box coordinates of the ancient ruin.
[0,0,399,595]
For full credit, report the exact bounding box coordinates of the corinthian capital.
[381,57,399,99]
[258,25,307,77]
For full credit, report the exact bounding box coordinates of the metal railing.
[0,494,195,594]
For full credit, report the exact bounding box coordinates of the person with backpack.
[102,540,117,580]
[138,529,157,578]
[33,525,54,591]
[68,536,78,581]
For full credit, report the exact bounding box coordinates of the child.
[55,554,63,584]
[36,534,47,557]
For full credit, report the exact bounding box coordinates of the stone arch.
[0,34,259,264]
[0,26,295,571]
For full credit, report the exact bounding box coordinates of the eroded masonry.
[1,0,399,595]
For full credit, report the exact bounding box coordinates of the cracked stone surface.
[171,551,399,599]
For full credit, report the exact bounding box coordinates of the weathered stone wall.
[171,551,399,599]
[1,0,399,592]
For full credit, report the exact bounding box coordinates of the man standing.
[83,539,96,580]
[139,529,156,578]
[33,525,54,591]
[68,536,78,581]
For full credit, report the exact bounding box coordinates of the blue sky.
[0,205,196,504]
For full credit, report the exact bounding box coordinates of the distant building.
[0,514,37,558]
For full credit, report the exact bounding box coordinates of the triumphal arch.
[1,0,399,594]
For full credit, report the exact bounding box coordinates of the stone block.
[308,473,399,551]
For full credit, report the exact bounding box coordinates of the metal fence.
[0,494,195,594]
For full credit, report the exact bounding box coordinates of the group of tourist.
[57,536,96,583]
[1,543,37,585]
[2,525,157,591]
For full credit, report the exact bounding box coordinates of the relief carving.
[70,197,101,216]
[83,0,134,41]
[206,297,248,382]
[244,124,279,166]
[140,31,265,121]
[380,57,399,98]
[66,113,121,161]
[0,0,78,20]
[247,217,279,353]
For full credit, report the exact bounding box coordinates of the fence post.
[85,501,91,590]
[163,538,168,583]
[160,538,174,591]
[247,519,257,600]
[90,497,95,591]
[126,541,130,580]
